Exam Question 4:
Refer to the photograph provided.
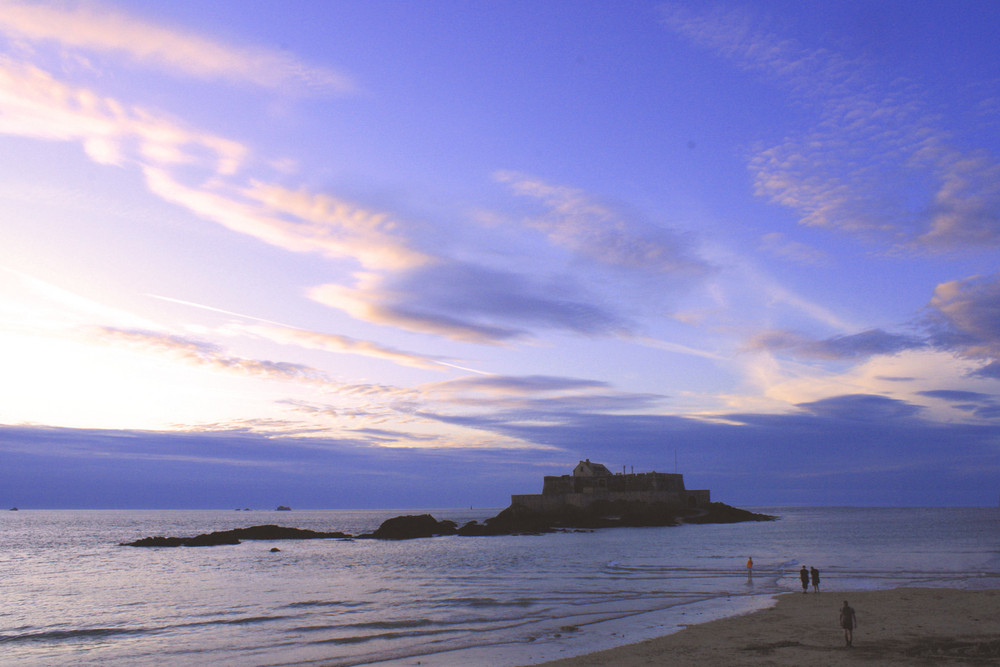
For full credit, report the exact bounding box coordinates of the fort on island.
[121,459,769,546]
[511,459,710,513]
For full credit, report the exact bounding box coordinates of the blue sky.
[1,1,998,508]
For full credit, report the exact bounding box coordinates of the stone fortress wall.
[511,459,710,513]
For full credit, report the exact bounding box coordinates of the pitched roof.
[574,459,612,476]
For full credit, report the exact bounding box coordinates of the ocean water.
[1,507,998,666]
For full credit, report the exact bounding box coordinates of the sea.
[2,507,998,666]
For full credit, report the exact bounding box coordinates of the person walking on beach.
[810,566,820,592]
[839,600,857,646]
[799,565,809,593]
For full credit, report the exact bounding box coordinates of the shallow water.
[1,507,998,665]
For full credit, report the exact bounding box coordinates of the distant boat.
[276,505,291,511]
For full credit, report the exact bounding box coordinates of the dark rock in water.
[120,524,351,547]
[457,500,773,536]
[229,525,351,540]
[275,505,291,511]
[681,502,776,524]
[456,520,487,536]
[183,531,244,547]
[480,504,556,535]
[462,501,680,535]
[369,514,458,540]
[270,547,281,552]
[122,535,191,547]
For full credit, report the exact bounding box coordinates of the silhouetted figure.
[839,600,857,646]
[746,556,753,581]
[810,566,820,592]
[800,565,809,593]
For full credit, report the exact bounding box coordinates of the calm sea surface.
[1,507,998,666]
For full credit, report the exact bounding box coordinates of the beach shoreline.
[529,587,1000,666]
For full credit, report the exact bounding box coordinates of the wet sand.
[531,588,1000,666]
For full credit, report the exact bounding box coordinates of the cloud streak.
[93,327,416,401]
[0,57,246,173]
[0,0,354,93]
[246,324,445,371]
[746,328,926,361]
[95,327,330,384]
[310,261,629,344]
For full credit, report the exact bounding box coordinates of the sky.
[1,0,998,509]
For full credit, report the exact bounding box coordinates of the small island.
[121,460,773,546]
[452,459,773,535]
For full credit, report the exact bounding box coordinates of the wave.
[315,627,457,646]
[435,596,536,608]
[283,599,371,610]
[213,615,288,625]
[292,618,437,633]
[0,626,149,644]
[0,613,303,645]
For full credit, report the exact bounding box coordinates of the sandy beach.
[532,588,1000,666]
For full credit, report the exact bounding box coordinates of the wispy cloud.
[758,232,829,266]
[429,375,610,395]
[0,58,246,172]
[0,0,354,94]
[310,260,629,344]
[94,327,330,384]
[661,3,1000,251]
[496,170,707,275]
[633,336,727,362]
[246,324,445,371]
[146,294,294,327]
[150,294,449,371]
[745,328,926,361]
[240,181,430,270]
[926,273,1000,366]
[92,327,416,402]
[1,266,155,331]
[415,374,668,426]
[143,170,430,272]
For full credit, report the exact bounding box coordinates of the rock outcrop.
[680,502,775,524]
[120,524,350,547]
[365,514,458,540]
[456,500,774,535]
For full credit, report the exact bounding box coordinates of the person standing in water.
[810,566,820,592]
[746,556,753,581]
[839,600,857,646]
[799,565,809,593]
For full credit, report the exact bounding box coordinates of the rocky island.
[121,460,773,546]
